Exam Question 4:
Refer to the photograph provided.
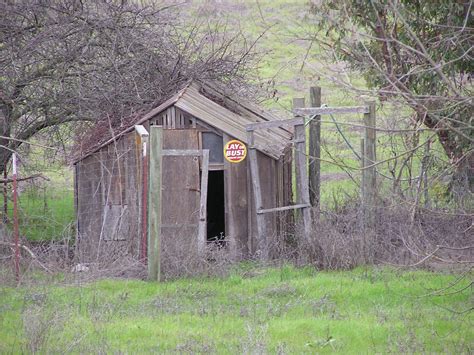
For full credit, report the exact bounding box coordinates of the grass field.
[0,265,472,353]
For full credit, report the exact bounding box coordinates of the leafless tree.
[0,0,261,175]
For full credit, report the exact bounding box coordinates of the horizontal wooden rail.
[293,106,369,116]
[257,203,311,214]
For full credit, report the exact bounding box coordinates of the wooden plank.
[246,117,305,132]
[148,126,162,281]
[170,107,176,129]
[247,131,267,258]
[309,86,321,218]
[198,149,209,254]
[257,203,311,214]
[293,106,369,116]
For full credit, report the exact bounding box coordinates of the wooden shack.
[73,81,294,278]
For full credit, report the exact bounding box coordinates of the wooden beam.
[309,86,321,218]
[245,117,305,132]
[148,126,162,281]
[257,203,310,214]
[293,106,369,116]
[247,130,267,259]
[198,149,209,254]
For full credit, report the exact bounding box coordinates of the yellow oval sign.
[224,139,247,163]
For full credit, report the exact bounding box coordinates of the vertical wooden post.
[309,86,321,219]
[148,127,162,281]
[361,102,376,263]
[198,149,209,254]
[363,102,376,227]
[293,98,312,242]
[247,130,267,259]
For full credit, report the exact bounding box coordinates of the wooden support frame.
[245,99,314,256]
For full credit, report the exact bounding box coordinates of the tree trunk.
[421,112,473,200]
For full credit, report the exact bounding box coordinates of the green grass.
[6,156,75,242]
[0,265,472,353]
[11,188,74,242]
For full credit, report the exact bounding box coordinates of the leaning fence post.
[309,86,321,220]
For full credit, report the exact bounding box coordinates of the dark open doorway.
[206,170,226,244]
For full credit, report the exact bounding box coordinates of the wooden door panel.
[160,129,200,277]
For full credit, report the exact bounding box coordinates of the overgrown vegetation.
[0,265,471,353]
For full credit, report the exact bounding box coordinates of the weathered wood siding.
[75,131,142,263]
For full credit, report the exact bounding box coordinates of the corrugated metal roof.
[74,81,292,163]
